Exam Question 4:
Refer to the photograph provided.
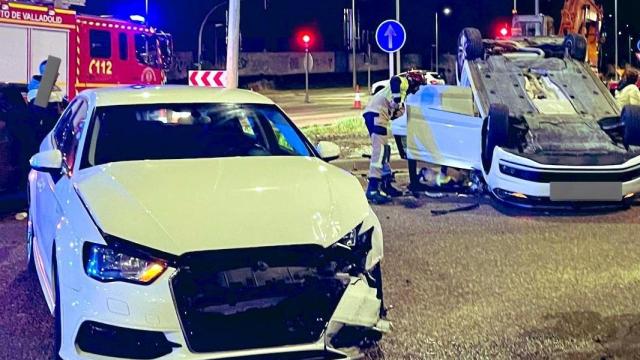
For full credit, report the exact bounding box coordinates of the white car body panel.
[394,84,482,170]
[28,86,386,359]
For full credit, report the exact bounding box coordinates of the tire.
[457,27,484,83]
[483,104,511,172]
[26,217,35,274]
[53,248,63,360]
[622,105,640,147]
[563,33,587,62]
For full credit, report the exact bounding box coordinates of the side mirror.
[30,150,63,173]
[316,141,340,162]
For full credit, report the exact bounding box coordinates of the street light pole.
[213,23,223,68]
[226,0,240,88]
[305,47,310,103]
[435,8,451,74]
[198,1,228,70]
[351,0,357,89]
[435,11,439,72]
[615,0,619,80]
[629,35,633,65]
[145,0,148,25]
[395,0,401,74]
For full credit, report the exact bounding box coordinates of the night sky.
[81,0,639,66]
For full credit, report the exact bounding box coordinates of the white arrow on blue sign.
[375,20,406,53]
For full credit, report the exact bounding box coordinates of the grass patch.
[301,116,371,159]
[301,116,368,142]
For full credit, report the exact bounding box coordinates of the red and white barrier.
[188,70,227,87]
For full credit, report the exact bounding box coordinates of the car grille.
[170,245,350,354]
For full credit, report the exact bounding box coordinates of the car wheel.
[26,216,35,274]
[483,104,511,172]
[622,105,640,147]
[457,27,483,83]
[53,248,63,360]
[563,33,587,62]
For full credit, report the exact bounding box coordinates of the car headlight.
[84,243,167,284]
[335,223,373,250]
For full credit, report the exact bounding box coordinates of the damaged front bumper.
[62,239,388,360]
[170,275,388,360]
[486,147,640,208]
[169,244,388,359]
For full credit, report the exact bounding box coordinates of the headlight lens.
[84,243,167,284]
[338,227,359,248]
[335,224,372,250]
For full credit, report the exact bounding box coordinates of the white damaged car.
[394,28,640,208]
[27,85,388,359]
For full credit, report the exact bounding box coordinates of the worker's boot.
[366,178,392,205]
[381,175,403,197]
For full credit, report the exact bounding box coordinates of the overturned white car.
[394,28,640,208]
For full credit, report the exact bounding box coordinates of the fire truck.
[0,0,173,99]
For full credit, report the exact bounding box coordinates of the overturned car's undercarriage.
[468,48,640,166]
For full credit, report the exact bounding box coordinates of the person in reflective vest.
[362,71,425,204]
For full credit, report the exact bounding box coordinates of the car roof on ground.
[82,85,275,107]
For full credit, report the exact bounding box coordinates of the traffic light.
[498,24,510,38]
[301,33,312,49]
[293,27,319,51]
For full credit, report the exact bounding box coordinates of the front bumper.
[59,254,386,360]
[486,147,640,208]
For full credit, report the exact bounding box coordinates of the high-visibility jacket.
[616,84,640,108]
[363,75,410,127]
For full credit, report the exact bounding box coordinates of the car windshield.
[82,103,313,167]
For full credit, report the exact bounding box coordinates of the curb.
[332,156,407,174]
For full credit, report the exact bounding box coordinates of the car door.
[405,85,484,170]
[33,98,88,285]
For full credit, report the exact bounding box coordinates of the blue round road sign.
[375,20,406,53]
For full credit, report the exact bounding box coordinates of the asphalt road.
[1,197,640,359]
[263,88,368,126]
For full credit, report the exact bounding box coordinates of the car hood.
[73,157,370,255]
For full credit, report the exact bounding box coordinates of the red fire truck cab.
[0,1,172,99]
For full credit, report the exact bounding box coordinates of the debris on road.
[431,202,481,216]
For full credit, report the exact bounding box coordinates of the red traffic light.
[294,28,318,50]
[497,24,510,38]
